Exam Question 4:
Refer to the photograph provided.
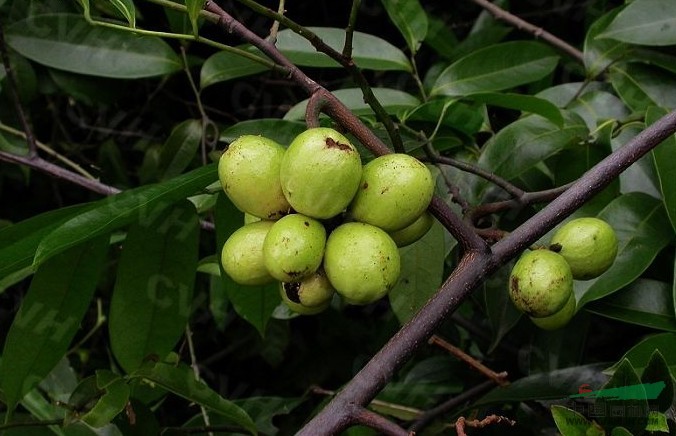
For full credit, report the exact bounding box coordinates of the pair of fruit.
[218,128,435,314]
[508,217,618,330]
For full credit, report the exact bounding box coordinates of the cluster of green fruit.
[508,217,618,330]
[218,128,435,314]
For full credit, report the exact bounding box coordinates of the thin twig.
[352,406,409,436]
[310,386,424,420]
[305,92,327,128]
[452,414,516,435]
[0,21,37,157]
[429,335,509,386]
[185,325,213,435]
[343,0,361,59]
[468,0,584,63]
[267,0,285,43]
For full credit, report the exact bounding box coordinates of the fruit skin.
[218,135,290,220]
[263,214,326,282]
[279,128,362,219]
[550,217,618,280]
[508,249,573,318]
[388,212,434,247]
[279,270,335,315]
[348,154,434,232]
[323,222,400,305]
[530,292,576,330]
[221,221,275,285]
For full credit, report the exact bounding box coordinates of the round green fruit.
[508,249,573,318]
[218,135,290,220]
[221,221,275,285]
[323,222,400,305]
[388,212,434,247]
[279,270,335,315]
[279,128,362,219]
[530,292,576,330]
[348,154,434,231]
[550,217,618,280]
[263,214,326,282]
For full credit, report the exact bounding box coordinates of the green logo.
[569,381,665,401]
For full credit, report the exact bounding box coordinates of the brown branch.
[305,91,327,128]
[453,414,516,435]
[352,406,409,436]
[429,335,509,387]
[468,0,584,63]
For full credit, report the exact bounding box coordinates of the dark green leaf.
[647,106,676,233]
[586,279,676,332]
[81,370,131,428]
[467,92,564,126]
[131,360,257,435]
[536,82,607,108]
[599,0,676,46]
[597,359,648,434]
[609,63,676,111]
[276,27,410,71]
[214,193,279,336]
[200,50,268,88]
[158,120,202,181]
[380,0,428,54]
[401,98,485,136]
[423,16,459,59]
[567,91,629,131]
[610,427,632,436]
[577,193,674,306]
[107,0,135,28]
[389,220,445,324]
[448,26,512,62]
[584,9,629,78]
[431,41,559,97]
[0,203,92,280]
[483,263,522,353]
[109,202,198,372]
[34,163,216,266]
[606,333,676,376]
[6,14,181,78]
[611,125,661,197]
[0,236,108,410]
[185,0,206,36]
[284,88,420,120]
[551,405,604,436]
[219,119,306,145]
[640,350,675,412]
[233,397,304,435]
[477,112,588,186]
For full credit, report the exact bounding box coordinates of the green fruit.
[279,270,335,315]
[530,292,576,330]
[550,217,618,280]
[323,222,400,305]
[388,212,434,247]
[348,154,434,231]
[221,221,275,285]
[280,128,362,219]
[508,249,573,318]
[263,214,326,282]
[218,135,291,219]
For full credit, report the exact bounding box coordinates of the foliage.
[0,0,675,434]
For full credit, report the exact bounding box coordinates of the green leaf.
[567,91,629,131]
[551,405,604,436]
[0,203,92,280]
[606,332,676,376]
[6,14,181,78]
[34,163,216,266]
[423,16,458,59]
[107,0,135,28]
[483,263,522,354]
[109,202,199,372]
[81,371,131,428]
[284,88,420,121]
[576,193,674,306]
[609,63,676,111]
[584,9,629,78]
[401,98,485,136]
[477,112,588,185]
[599,0,676,46]
[597,359,648,434]
[640,350,675,412]
[158,120,202,181]
[200,50,268,88]
[611,125,661,197]
[467,92,564,126]
[214,193,279,336]
[610,428,633,436]
[219,119,306,145]
[232,397,304,435]
[131,360,257,435]
[0,236,108,410]
[585,279,676,332]
[185,0,206,36]
[645,411,669,432]
[647,106,676,233]
[431,41,559,97]
[380,0,428,54]
[389,220,445,324]
[276,27,410,71]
